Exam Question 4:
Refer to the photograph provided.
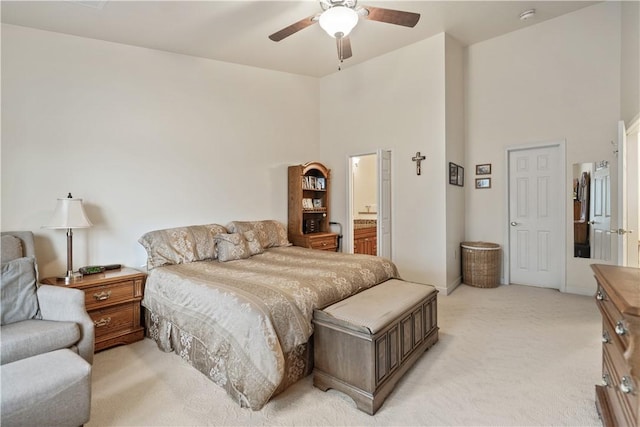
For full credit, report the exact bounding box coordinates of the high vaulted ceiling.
[1,1,598,77]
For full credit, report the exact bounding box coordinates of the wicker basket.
[461,242,501,288]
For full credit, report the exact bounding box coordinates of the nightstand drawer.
[310,235,337,251]
[84,280,136,310]
[91,302,137,340]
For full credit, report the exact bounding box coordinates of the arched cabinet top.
[301,161,330,179]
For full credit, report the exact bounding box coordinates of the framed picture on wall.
[475,178,491,189]
[449,162,464,186]
[457,165,464,186]
[476,164,491,175]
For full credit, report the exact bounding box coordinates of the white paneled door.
[508,144,563,288]
[590,162,613,261]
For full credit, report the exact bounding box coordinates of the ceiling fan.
[268,0,420,67]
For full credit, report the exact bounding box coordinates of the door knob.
[510,222,518,226]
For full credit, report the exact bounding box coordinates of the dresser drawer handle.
[620,376,635,394]
[93,291,112,301]
[94,317,111,328]
[615,320,627,336]
[601,331,610,344]
[595,290,605,301]
[601,373,611,387]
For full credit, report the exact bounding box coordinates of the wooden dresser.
[592,264,639,427]
[42,268,146,352]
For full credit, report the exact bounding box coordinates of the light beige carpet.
[88,284,603,426]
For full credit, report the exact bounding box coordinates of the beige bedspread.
[142,246,398,410]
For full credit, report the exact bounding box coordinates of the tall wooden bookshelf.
[288,162,338,251]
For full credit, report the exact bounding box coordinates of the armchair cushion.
[1,235,23,263]
[0,320,80,365]
[1,257,39,325]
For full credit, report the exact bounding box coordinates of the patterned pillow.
[214,233,251,262]
[226,220,291,249]
[244,230,264,256]
[138,223,228,269]
[1,256,39,325]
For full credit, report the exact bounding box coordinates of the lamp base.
[58,271,83,285]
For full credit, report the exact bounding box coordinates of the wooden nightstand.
[42,268,146,352]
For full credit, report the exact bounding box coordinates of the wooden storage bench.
[312,279,438,414]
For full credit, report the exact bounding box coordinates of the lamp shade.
[44,196,93,229]
[319,6,358,38]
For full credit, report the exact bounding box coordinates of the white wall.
[444,34,466,291]
[318,34,449,290]
[1,24,319,277]
[620,0,640,125]
[465,2,622,295]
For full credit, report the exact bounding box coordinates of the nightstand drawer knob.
[94,291,112,301]
[602,373,611,387]
[602,331,610,344]
[94,317,111,328]
[620,376,634,394]
[596,290,605,301]
[615,320,627,336]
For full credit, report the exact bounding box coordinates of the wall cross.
[412,152,426,175]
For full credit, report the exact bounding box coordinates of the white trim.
[626,114,639,134]
[504,140,567,291]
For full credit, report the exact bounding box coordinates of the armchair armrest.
[36,285,95,364]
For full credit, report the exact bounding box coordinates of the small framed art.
[475,178,491,189]
[476,164,491,175]
[449,162,464,187]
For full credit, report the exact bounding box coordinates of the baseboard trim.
[439,276,462,295]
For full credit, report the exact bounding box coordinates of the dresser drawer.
[310,235,337,251]
[84,280,137,311]
[596,285,629,350]
[90,302,138,340]
[602,346,637,426]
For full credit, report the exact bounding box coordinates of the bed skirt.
[144,309,314,408]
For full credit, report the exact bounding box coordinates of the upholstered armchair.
[1,231,94,426]
[1,230,94,364]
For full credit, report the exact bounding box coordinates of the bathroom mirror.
[572,161,611,259]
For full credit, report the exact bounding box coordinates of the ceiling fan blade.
[268,15,318,41]
[337,36,353,60]
[362,6,420,28]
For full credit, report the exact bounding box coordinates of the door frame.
[504,140,567,291]
[621,115,640,266]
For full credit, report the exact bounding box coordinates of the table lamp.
[43,193,93,284]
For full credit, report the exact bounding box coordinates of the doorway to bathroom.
[347,150,392,258]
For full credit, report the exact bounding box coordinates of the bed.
[139,221,398,410]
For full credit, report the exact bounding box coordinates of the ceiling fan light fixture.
[319,6,358,38]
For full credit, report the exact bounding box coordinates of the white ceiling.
[1,0,598,77]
